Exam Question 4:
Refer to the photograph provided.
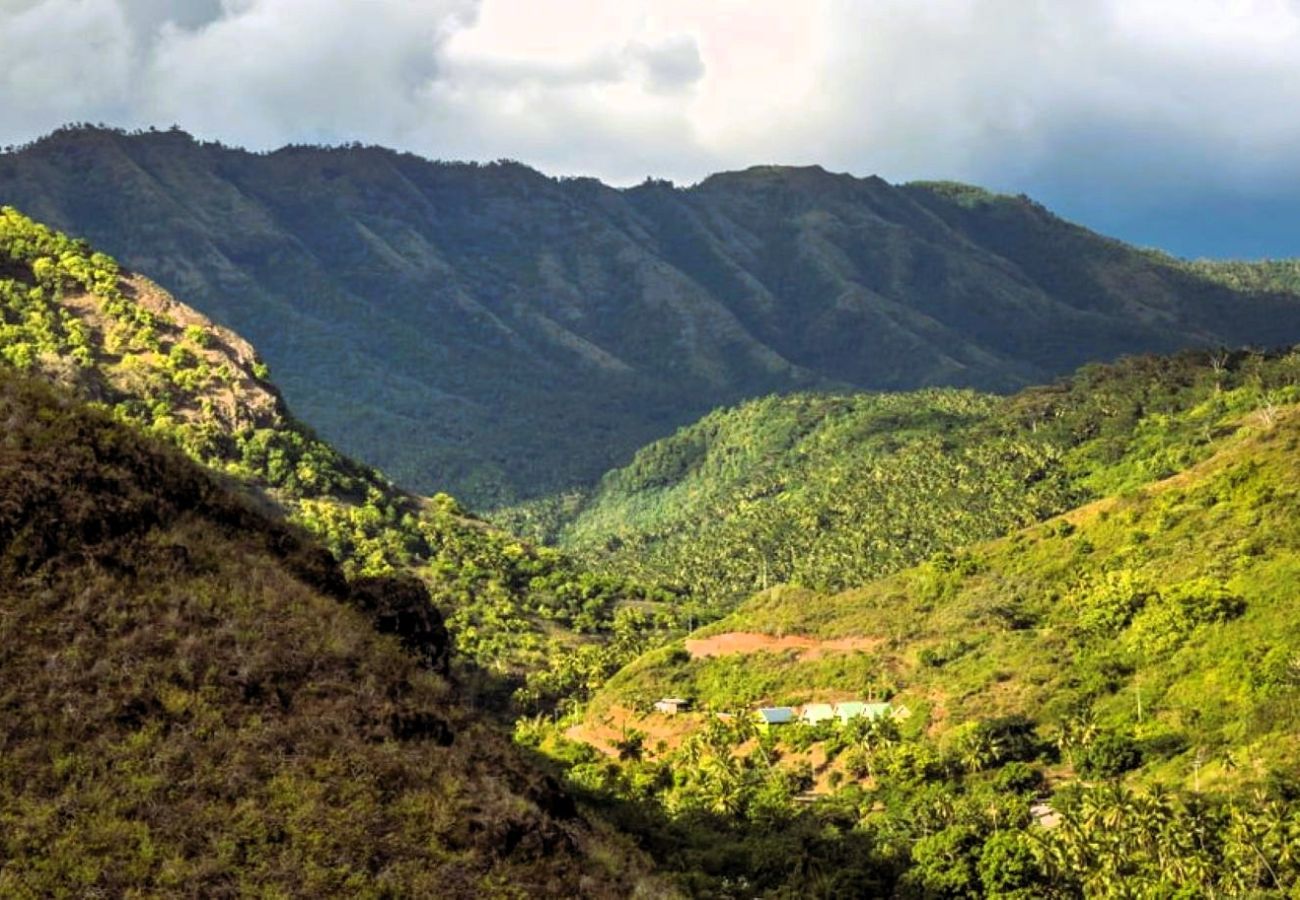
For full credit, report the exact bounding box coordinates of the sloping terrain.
[4,127,1300,504]
[524,356,1300,896]
[0,369,662,897]
[599,401,1300,764]
[0,206,680,711]
[527,349,1296,609]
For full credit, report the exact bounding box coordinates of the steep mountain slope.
[522,349,1298,609]
[0,206,681,710]
[4,126,1299,505]
[0,369,661,897]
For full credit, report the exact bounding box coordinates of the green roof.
[755,707,795,724]
[836,702,891,720]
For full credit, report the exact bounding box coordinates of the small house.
[754,707,796,731]
[800,703,835,725]
[653,697,691,715]
[835,701,892,724]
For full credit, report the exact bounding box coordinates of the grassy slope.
[593,396,1300,789]
[0,370,661,898]
[0,206,683,707]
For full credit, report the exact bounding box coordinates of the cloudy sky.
[2,0,1299,256]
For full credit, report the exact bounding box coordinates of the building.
[835,701,892,723]
[754,707,796,731]
[800,703,835,725]
[653,698,690,715]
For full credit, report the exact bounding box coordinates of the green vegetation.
[8,126,1300,506]
[530,349,1300,612]
[0,368,659,897]
[8,171,1300,893]
[522,700,1300,896]
[521,349,1300,895]
[1181,257,1300,295]
[0,207,684,711]
[522,390,1074,609]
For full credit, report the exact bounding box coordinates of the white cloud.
[0,0,136,139]
[2,0,1300,248]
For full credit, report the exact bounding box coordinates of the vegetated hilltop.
[0,369,662,897]
[600,375,1300,742]
[0,206,684,710]
[528,351,1300,896]
[5,126,1300,506]
[521,349,1295,610]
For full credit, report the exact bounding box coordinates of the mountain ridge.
[5,125,1299,506]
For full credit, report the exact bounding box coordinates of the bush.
[978,830,1045,897]
[993,762,1044,795]
[1078,731,1141,779]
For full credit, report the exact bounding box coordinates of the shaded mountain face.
[3,127,1298,506]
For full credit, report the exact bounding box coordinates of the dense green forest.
[1180,257,1300,295]
[0,207,686,711]
[521,350,1300,896]
[6,126,1300,506]
[0,367,665,897]
[523,349,1300,613]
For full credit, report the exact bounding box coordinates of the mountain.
[529,349,1300,895]
[0,366,667,897]
[4,127,1300,507]
[513,349,1291,609]
[0,206,682,712]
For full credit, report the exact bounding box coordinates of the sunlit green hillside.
[527,350,1299,613]
[524,353,1300,896]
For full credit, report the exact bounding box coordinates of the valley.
[6,2,1300,895]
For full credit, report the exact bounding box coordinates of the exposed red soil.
[565,705,700,757]
[685,631,883,660]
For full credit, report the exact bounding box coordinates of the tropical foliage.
[8,125,1300,506]
[531,348,1300,612]
[0,207,684,710]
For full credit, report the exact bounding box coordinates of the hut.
[754,707,796,731]
[835,701,892,723]
[800,703,835,725]
[653,697,691,715]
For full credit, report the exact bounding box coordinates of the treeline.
[522,706,1300,896]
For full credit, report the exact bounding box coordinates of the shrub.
[1078,731,1141,779]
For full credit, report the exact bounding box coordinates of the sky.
[2,0,1299,257]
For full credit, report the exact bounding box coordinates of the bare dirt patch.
[566,705,700,757]
[685,631,882,660]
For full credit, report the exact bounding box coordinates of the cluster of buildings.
[754,701,893,731]
[653,697,895,731]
